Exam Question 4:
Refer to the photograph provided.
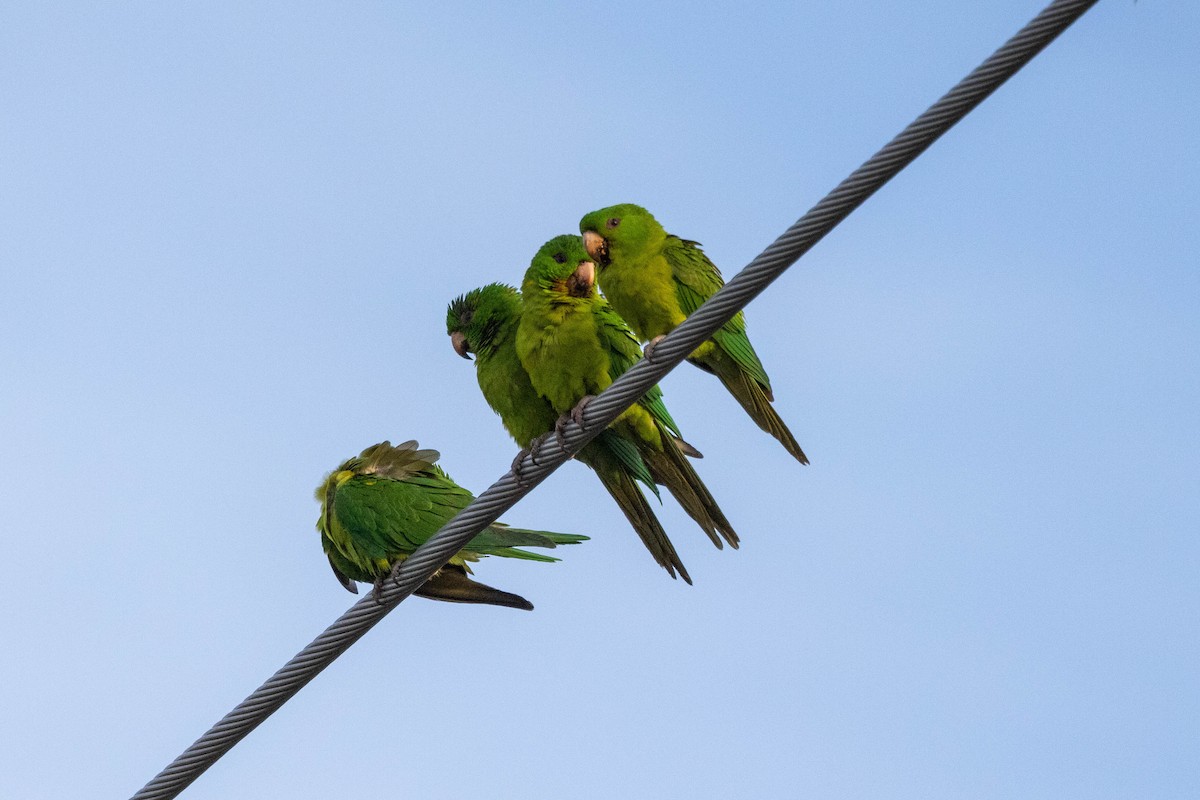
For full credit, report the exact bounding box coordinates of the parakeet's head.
[446,283,521,359]
[522,234,597,300]
[579,203,667,270]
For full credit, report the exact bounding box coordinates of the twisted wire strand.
[130,1,1098,796]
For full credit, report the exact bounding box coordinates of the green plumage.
[315,439,586,610]
[516,235,739,555]
[447,283,692,583]
[580,203,809,464]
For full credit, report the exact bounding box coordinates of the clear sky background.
[2,2,1197,798]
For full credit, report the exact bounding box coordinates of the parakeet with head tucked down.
[516,234,739,555]
[316,439,587,610]
[447,283,691,583]
[580,203,808,464]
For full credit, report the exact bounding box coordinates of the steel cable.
[130,1,1099,796]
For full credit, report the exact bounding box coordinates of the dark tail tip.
[414,565,536,611]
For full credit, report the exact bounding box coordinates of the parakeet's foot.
[553,394,596,448]
[372,576,387,605]
[642,335,667,363]
[553,415,570,449]
[571,394,595,428]
[511,432,554,487]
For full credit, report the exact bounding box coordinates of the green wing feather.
[332,477,441,557]
[589,430,658,497]
[665,237,773,392]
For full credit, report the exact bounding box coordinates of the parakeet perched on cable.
[516,234,739,554]
[580,203,808,464]
[316,439,587,610]
[447,283,691,583]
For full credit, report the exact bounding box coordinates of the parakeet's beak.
[450,331,472,359]
[567,260,595,297]
[582,230,609,267]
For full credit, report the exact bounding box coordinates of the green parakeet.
[580,203,808,464]
[516,234,739,553]
[447,283,692,583]
[316,439,587,610]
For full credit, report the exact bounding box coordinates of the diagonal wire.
[130,1,1099,797]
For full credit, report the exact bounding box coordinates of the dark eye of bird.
[553,252,566,264]
[606,217,620,229]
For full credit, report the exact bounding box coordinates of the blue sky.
[2,2,1197,798]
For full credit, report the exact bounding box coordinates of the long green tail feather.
[706,350,809,465]
[472,547,563,563]
[642,427,740,550]
[467,525,588,560]
[593,461,692,584]
[480,525,589,546]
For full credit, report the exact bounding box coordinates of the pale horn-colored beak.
[581,230,607,263]
[450,331,471,359]
[568,260,596,296]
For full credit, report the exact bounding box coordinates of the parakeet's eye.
[606,217,621,229]
[553,252,566,264]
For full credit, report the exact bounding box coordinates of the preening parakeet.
[447,283,692,583]
[516,235,739,553]
[316,439,587,610]
[580,203,808,464]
